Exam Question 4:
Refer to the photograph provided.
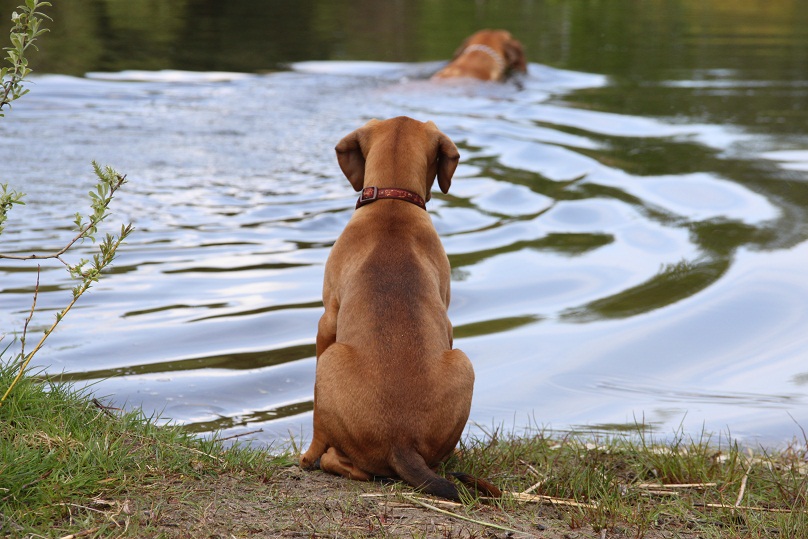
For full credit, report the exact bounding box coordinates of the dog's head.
[335,117,459,201]
[452,29,527,78]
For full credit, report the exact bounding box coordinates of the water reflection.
[2,1,808,447]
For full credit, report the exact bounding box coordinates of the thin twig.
[507,491,598,509]
[735,460,754,507]
[402,495,525,535]
[57,526,100,539]
[635,482,718,489]
[639,490,680,497]
[519,459,541,477]
[519,459,542,478]
[182,445,222,462]
[699,502,805,514]
[19,265,41,365]
[215,429,264,443]
[92,398,119,419]
[521,479,544,495]
[360,492,462,507]
[517,459,545,494]
[58,503,108,515]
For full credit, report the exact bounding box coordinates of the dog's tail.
[390,447,502,501]
[448,471,503,498]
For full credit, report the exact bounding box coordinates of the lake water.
[1,1,807,448]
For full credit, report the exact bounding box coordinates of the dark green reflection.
[189,301,323,323]
[182,399,314,433]
[690,219,777,256]
[561,257,730,323]
[448,233,614,270]
[164,262,309,274]
[569,422,661,435]
[9,0,807,87]
[44,343,316,382]
[454,315,541,339]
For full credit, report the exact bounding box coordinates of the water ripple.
[2,61,807,446]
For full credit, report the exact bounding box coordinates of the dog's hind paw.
[299,456,321,471]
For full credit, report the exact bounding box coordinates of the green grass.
[2,360,807,538]
[446,424,808,537]
[0,362,292,537]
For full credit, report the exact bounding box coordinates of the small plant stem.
[19,265,41,363]
[0,279,86,405]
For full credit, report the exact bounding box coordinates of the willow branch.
[0,173,127,263]
[0,212,133,406]
[1,1,52,111]
[0,277,85,404]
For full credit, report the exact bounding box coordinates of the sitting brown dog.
[299,117,494,501]
[432,29,527,81]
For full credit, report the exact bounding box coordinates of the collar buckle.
[359,186,378,204]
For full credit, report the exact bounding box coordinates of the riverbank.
[1,364,806,538]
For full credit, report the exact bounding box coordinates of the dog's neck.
[355,187,427,211]
[460,44,506,72]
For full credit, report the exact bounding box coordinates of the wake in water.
[2,60,807,446]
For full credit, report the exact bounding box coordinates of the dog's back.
[300,118,479,499]
[432,29,527,81]
[320,199,470,457]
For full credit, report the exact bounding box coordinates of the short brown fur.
[432,29,527,82]
[299,117,477,500]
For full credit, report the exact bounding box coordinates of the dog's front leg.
[315,299,338,358]
[300,340,331,469]
[299,398,328,469]
[301,298,339,470]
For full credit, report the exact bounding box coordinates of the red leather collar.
[355,187,427,211]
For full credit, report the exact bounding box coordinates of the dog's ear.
[335,128,367,191]
[504,38,527,74]
[436,132,460,194]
